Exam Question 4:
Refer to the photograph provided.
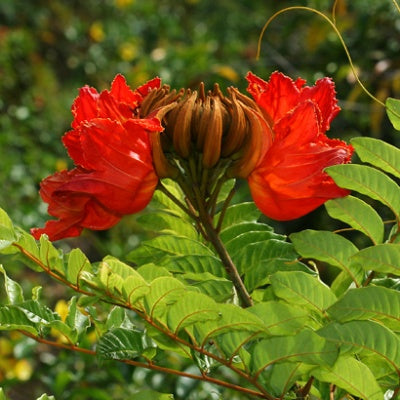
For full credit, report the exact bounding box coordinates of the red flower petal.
[32,75,162,241]
[247,100,353,220]
[246,71,302,123]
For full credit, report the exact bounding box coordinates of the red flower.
[246,71,353,221]
[31,75,162,241]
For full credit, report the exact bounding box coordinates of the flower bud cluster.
[140,82,271,180]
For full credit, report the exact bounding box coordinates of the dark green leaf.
[218,202,261,229]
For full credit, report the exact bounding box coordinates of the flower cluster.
[32,71,353,241]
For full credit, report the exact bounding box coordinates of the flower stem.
[193,186,253,308]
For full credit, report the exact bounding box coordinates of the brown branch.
[18,330,271,399]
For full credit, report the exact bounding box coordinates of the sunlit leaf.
[0,207,16,250]
[326,164,400,219]
[245,259,314,293]
[167,292,220,334]
[128,235,215,266]
[352,136,400,179]
[137,212,198,240]
[218,202,261,229]
[313,356,383,400]
[66,248,92,286]
[161,255,226,278]
[219,221,275,243]
[251,330,338,374]
[351,243,400,276]
[0,306,38,334]
[386,97,400,131]
[248,301,309,336]
[325,196,384,244]
[233,240,297,275]
[130,390,174,400]
[290,230,362,285]
[327,286,400,331]
[39,236,64,275]
[143,277,186,319]
[270,271,337,315]
[0,264,24,304]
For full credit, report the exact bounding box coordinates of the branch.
[18,330,271,399]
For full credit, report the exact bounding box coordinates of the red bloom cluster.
[246,72,353,220]
[31,75,162,241]
[32,71,353,241]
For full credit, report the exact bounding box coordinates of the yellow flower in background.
[89,22,105,42]
[55,299,69,322]
[213,65,239,82]
[114,0,134,8]
[12,359,33,381]
[118,42,138,61]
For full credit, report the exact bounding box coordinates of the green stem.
[193,186,253,308]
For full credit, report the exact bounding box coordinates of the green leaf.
[245,259,314,293]
[233,240,298,275]
[167,292,219,334]
[194,303,266,347]
[327,286,400,331]
[0,264,24,304]
[386,97,400,131]
[13,229,42,272]
[161,255,226,277]
[0,306,38,334]
[351,243,400,276]
[36,395,56,400]
[66,248,92,286]
[325,196,384,244]
[352,136,400,179]
[219,221,275,243]
[318,320,400,373]
[98,328,146,360]
[270,271,337,315]
[251,329,338,374]
[218,202,261,229]
[39,235,64,275]
[65,297,91,336]
[180,272,233,301]
[248,301,309,336]
[290,230,362,285]
[313,356,383,400]
[0,208,16,250]
[137,212,198,240]
[130,389,174,400]
[326,164,400,219]
[128,235,215,265]
[143,277,186,319]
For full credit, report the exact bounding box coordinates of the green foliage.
[2,132,400,400]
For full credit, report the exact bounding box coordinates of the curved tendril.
[256,5,400,120]
[393,0,400,14]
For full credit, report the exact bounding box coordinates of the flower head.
[246,71,353,220]
[31,75,163,241]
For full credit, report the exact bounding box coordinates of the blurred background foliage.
[1,0,400,398]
